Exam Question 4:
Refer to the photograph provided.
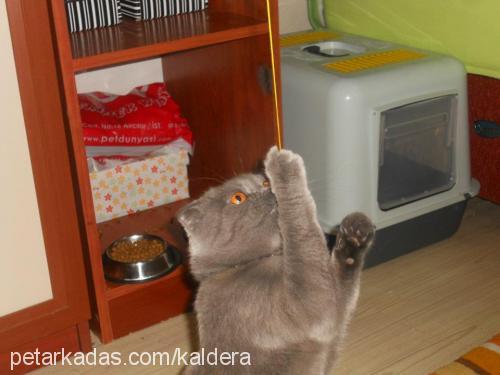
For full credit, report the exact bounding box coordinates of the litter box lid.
[281,30,438,79]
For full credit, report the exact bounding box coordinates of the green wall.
[323,0,500,79]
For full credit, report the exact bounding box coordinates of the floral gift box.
[89,150,189,223]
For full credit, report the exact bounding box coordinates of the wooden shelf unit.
[49,0,282,343]
[71,10,268,71]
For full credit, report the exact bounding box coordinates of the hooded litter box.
[280,30,479,267]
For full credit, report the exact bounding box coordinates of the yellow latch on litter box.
[324,49,426,73]
[280,31,339,48]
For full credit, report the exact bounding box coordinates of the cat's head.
[177,173,280,280]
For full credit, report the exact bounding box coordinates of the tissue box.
[121,0,208,20]
[65,0,121,33]
[90,150,189,223]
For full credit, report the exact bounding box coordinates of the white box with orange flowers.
[89,150,189,223]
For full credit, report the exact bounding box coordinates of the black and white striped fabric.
[65,0,121,32]
[121,0,208,20]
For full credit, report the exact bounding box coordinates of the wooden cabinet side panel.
[162,35,279,197]
[48,0,116,342]
[109,274,193,339]
[0,325,83,374]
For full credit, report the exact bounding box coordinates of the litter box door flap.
[377,94,457,210]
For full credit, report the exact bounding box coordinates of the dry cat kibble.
[109,238,164,263]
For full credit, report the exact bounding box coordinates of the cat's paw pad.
[340,213,375,249]
[264,146,306,186]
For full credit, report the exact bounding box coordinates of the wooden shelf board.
[105,264,189,300]
[71,11,268,72]
[96,199,192,301]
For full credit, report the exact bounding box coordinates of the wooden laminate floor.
[35,198,500,374]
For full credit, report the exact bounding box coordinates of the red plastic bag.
[79,82,192,148]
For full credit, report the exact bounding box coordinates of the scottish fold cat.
[177,147,374,374]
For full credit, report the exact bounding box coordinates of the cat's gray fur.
[177,147,375,374]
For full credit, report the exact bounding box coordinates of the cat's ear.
[177,201,202,231]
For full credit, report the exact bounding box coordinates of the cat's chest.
[196,263,283,320]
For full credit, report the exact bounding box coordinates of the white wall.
[75,59,163,94]
[278,0,310,34]
[0,2,53,316]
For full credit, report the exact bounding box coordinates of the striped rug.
[431,334,500,374]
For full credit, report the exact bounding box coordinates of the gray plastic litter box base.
[326,200,467,268]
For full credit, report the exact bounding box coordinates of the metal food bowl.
[102,234,181,283]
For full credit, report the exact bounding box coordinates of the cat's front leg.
[264,147,329,277]
[264,146,325,243]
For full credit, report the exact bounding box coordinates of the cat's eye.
[262,179,270,188]
[230,192,247,205]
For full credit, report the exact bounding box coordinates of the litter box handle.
[474,120,500,139]
[303,45,349,58]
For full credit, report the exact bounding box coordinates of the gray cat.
[177,147,374,374]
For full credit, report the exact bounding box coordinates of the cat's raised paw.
[264,146,306,188]
[339,213,375,249]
